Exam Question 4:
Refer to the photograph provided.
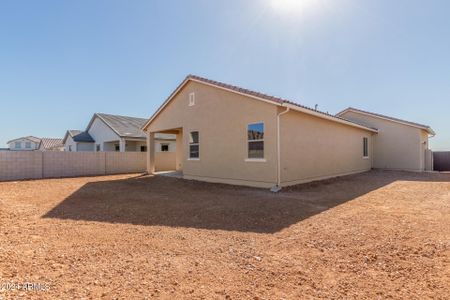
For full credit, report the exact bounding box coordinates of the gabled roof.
[87,113,149,139]
[142,75,378,133]
[63,130,95,144]
[39,138,64,150]
[7,136,41,144]
[337,107,435,135]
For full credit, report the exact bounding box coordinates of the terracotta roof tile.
[338,107,433,132]
[40,138,64,150]
[187,75,378,131]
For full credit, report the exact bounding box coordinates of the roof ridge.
[187,75,377,131]
[341,107,431,129]
[96,112,148,121]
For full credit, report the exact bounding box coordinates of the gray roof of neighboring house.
[90,113,176,140]
[64,130,95,143]
[40,138,64,150]
[93,113,148,139]
[7,136,41,144]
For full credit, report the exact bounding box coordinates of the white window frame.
[247,122,265,161]
[188,131,200,160]
[188,92,195,106]
[363,137,369,159]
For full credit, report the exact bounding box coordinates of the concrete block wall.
[0,152,147,181]
[0,151,43,180]
[105,152,147,175]
[43,152,107,178]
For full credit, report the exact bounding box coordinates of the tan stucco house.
[337,107,435,172]
[142,75,388,189]
[142,75,435,189]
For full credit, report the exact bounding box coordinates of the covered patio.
[103,138,147,152]
[146,128,183,174]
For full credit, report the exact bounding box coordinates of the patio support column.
[147,132,155,174]
[119,138,126,152]
[175,130,183,171]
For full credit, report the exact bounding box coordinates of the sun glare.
[270,0,317,14]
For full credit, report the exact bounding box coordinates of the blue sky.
[0,0,448,149]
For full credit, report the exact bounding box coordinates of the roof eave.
[338,108,434,135]
[283,103,378,133]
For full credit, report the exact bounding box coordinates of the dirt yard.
[0,171,449,299]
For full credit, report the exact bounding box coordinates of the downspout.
[272,106,290,192]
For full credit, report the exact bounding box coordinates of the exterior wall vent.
[189,93,195,106]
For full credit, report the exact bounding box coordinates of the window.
[363,137,369,158]
[140,146,147,152]
[248,123,264,159]
[161,144,169,152]
[25,142,31,149]
[96,144,101,152]
[15,142,21,149]
[189,92,195,106]
[115,144,120,152]
[68,145,72,152]
[189,131,199,159]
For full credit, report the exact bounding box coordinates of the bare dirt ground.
[1,170,449,299]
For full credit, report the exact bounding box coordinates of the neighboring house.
[63,130,95,152]
[142,75,380,189]
[38,138,64,151]
[86,113,149,152]
[7,136,41,151]
[63,113,176,154]
[337,107,435,172]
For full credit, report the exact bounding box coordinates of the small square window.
[25,142,31,149]
[140,146,147,152]
[15,142,21,149]
[189,92,195,106]
[161,144,169,152]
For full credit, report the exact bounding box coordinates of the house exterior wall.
[77,142,95,152]
[155,152,176,171]
[280,110,373,186]
[155,140,176,152]
[146,81,279,188]
[88,117,120,151]
[8,138,39,151]
[65,136,95,152]
[340,111,427,171]
[64,136,76,152]
[420,130,430,171]
[125,141,148,152]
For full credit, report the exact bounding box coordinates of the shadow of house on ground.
[42,170,450,233]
